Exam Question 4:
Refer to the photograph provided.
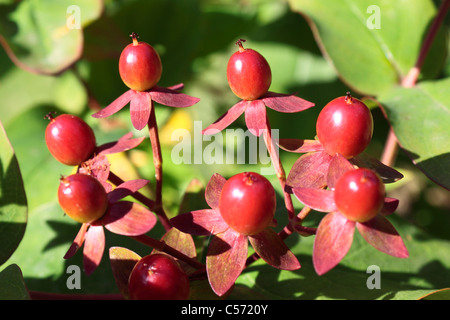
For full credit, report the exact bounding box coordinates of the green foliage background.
[0,0,449,300]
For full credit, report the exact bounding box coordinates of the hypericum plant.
[39,35,410,298]
[293,154,408,275]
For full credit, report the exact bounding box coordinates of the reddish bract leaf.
[350,153,404,183]
[153,228,198,275]
[107,179,149,203]
[313,211,356,275]
[356,215,409,258]
[130,91,152,130]
[202,100,247,134]
[102,201,156,236]
[244,100,267,136]
[278,138,324,153]
[92,89,134,118]
[83,225,105,275]
[249,228,301,270]
[293,188,337,212]
[327,154,355,189]
[205,173,226,209]
[64,223,89,259]
[150,86,200,108]
[262,91,315,113]
[96,132,145,156]
[206,229,248,297]
[286,150,332,191]
[109,247,141,299]
[171,209,229,236]
[380,197,400,216]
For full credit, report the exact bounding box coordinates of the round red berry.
[57,173,108,224]
[218,172,276,236]
[128,254,190,300]
[45,113,96,166]
[334,168,385,223]
[119,32,162,91]
[226,39,272,101]
[316,93,373,159]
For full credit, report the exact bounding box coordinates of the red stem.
[262,116,296,221]
[381,0,450,167]
[147,101,172,231]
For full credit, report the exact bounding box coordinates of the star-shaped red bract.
[170,173,300,296]
[62,134,155,275]
[293,154,409,275]
[91,83,200,131]
[63,178,157,275]
[202,91,314,137]
[279,138,404,192]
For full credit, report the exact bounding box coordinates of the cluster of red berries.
[44,33,404,299]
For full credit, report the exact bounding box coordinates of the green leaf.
[0,120,27,267]
[0,264,30,299]
[288,0,446,96]
[379,78,450,190]
[0,0,103,75]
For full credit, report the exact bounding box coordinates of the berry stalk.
[147,102,172,231]
[262,115,295,220]
[381,0,450,167]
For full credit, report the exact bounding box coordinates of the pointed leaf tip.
[206,229,247,296]
[249,229,301,270]
[92,90,134,118]
[262,92,315,113]
[130,91,152,130]
[313,212,355,275]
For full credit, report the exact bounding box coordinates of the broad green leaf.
[379,78,450,190]
[0,264,30,299]
[288,0,446,96]
[0,120,27,266]
[420,288,450,300]
[0,0,103,75]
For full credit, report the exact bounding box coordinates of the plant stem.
[381,0,450,167]
[402,0,450,88]
[147,101,172,231]
[262,116,296,221]
[131,234,205,270]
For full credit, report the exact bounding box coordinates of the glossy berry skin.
[45,114,96,166]
[128,254,190,300]
[57,173,108,224]
[227,40,272,101]
[218,172,276,236]
[334,168,385,223]
[119,33,162,91]
[316,94,373,159]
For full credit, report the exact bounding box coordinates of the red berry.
[226,39,272,101]
[119,32,162,91]
[316,93,373,159]
[57,173,108,224]
[45,113,96,166]
[334,168,385,223]
[128,254,190,300]
[218,172,276,235]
